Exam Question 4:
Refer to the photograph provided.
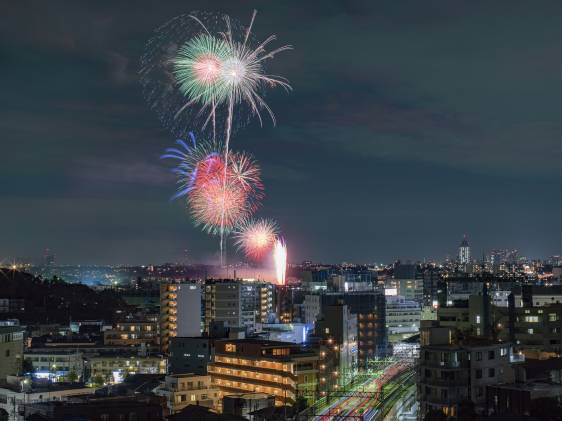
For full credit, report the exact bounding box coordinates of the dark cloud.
[1,0,562,264]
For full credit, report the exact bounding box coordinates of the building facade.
[154,373,220,414]
[24,350,84,382]
[418,335,515,417]
[160,282,202,352]
[205,281,272,333]
[321,291,387,365]
[0,326,24,380]
[385,295,421,342]
[104,320,159,347]
[89,355,166,383]
[208,339,319,406]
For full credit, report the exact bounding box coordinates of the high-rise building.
[160,282,202,353]
[422,266,443,307]
[458,236,471,265]
[315,304,358,394]
[303,294,321,326]
[418,327,515,417]
[279,286,307,324]
[321,290,387,365]
[385,295,421,342]
[204,280,273,333]
[394,263,423,302]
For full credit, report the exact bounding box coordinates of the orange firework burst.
[233,218,279,261]
[185,148,263,235]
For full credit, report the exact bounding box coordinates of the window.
[476,315,481,324]
[477,387,484,397]
[5,350,9,358]
[475,369,482,379]
[425,369,432,378]
[528,328,534,334]
[488,350,495,360]
[549,313,558,322]
[489,368,495,378]
[441,389,448,400]
[524,316,539,323]
[476,352,482,361]
[500,347,507,357]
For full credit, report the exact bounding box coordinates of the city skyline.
[3,1,562,264]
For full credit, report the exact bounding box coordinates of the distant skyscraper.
[458,236,471,265]
[43,249,55,267]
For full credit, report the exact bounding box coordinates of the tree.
[67,369,78,383]
[91,375,105,387]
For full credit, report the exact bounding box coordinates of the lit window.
[524,316,539,323]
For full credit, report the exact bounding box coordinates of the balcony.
[422,394,466,405]
[510,353,525,363]
[420,360,465,369]
[418,377,468,387]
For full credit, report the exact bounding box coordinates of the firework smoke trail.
[273,239,287,285]
[213,10,290,267]
[142,11,291,267]
[233,218,279,261]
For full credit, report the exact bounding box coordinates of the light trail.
[313,360,414,421]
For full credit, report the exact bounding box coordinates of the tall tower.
[458,235,471,265]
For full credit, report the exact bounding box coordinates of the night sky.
[2,1,562,265]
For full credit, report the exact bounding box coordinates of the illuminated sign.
[225,343,237,353]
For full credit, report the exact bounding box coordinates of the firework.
[273,239,287,285]
[146,11,291,265]
[162,137,264,235]
[140,10,291,141]
[189,175,248,233]
[233,218,279,261]
[161,133,222,199]
[173,34,231,107]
